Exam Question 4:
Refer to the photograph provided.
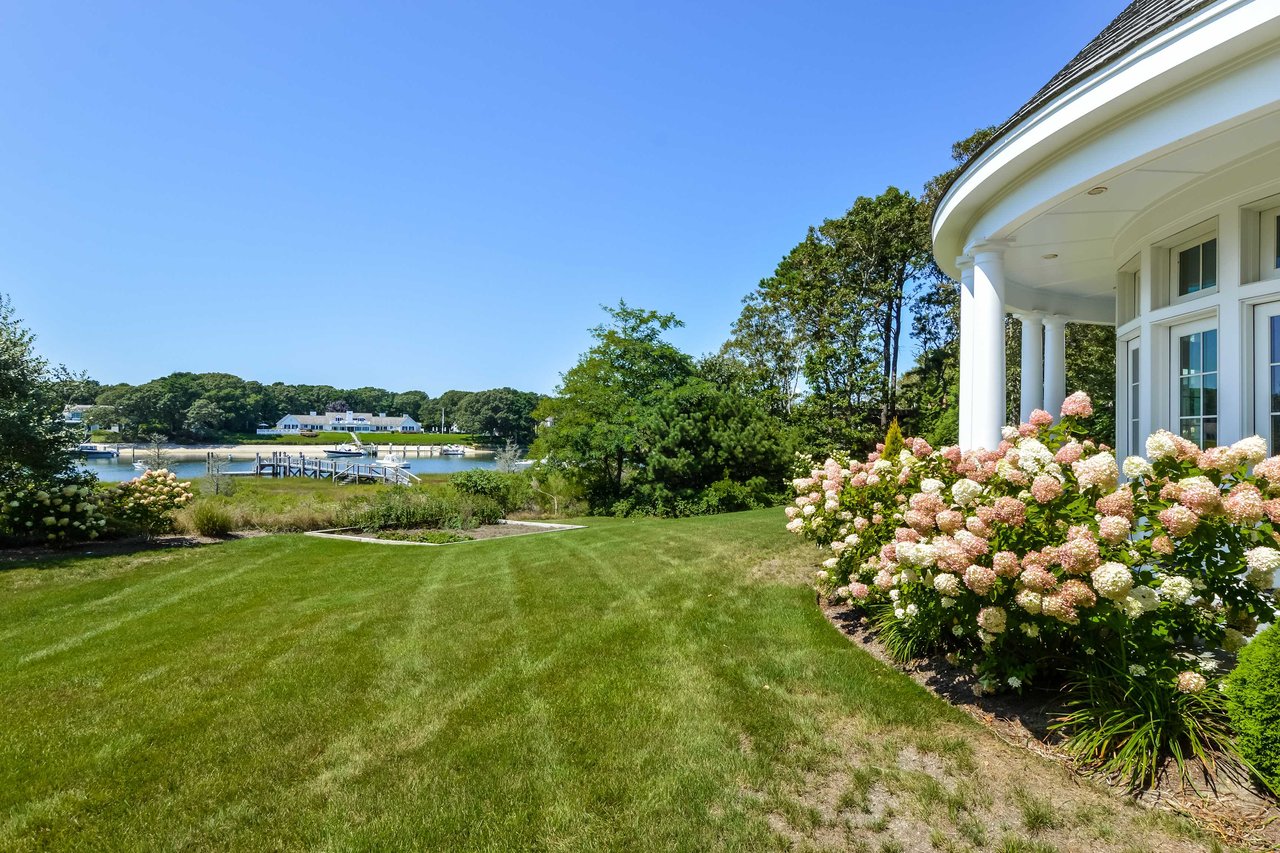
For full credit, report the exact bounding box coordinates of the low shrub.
[100,469,194,536]
[1226,625,1280,792]
[190,501,235,538]
[450,469,529,514]
[787,392,1277,788]
[0,479,105,544]
[340,487,501,532]
[377,530,473,544]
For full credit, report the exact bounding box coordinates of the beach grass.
[0,510,1212,851]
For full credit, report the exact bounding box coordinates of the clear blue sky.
[1,0,1122,395]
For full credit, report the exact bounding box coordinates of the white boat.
[324,443,366,458]
[375,453,411,469]
[132,460,149,471]
[440,444,467,456]
[76,443,118,459]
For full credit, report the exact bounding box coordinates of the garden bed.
[821,598,1280,851]
[304,519,584,546]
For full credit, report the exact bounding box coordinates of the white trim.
[1262,205,1280,281]
[1252,300,1280,450]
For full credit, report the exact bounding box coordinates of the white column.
[1013,312,1043,423]
[1042,316,1068,417]
[969,244,1007,449]
[957,256,975,449]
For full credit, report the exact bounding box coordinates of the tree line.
[62,373,545,445]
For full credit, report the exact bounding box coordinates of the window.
[1127,341,1140,456]
[1254,303,1280,452]
[1174,236,1217,297]
[1264,207,1280,279]
[1176,326,1217,448]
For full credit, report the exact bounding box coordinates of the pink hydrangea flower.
[1098,515,1131,544]
[1059,579,1097,609]
[935,509,964,533]
[1158,505,1200,537]
[992,550,1021,578]
[1224,483,1265,525]
[1177,476,1222,516]
[1095,487,1135,521]
[1029,409,1054,427]
[848,582,870,600]
[1060,391,1093,418]
[1018,566,1057,592]
[1030,475,1062,503]
[1055,442,1085,465]
[1253,456,1280,484]
[964,564,998,596]
[1058,535,1101,575]
[1151,535,1174,555]
[1041,593,1079,624]
[992,496,1027,527]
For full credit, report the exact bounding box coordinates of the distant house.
[257,411,422,435]
[63,405,118,433]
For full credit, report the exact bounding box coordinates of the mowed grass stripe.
[0,509,978,851]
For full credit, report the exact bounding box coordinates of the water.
[78,452,497,483]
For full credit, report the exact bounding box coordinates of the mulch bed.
[306,521,584,546]
[820,598,1280,851]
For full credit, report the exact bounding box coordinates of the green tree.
[534,302,693,508]
[453,387,541,444]
[0,296,86,491]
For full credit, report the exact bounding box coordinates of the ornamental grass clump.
[787,392,1279,789]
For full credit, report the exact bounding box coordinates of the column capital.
[955,254,974,270]
[1041,314,1070,330]
[1010,310,1043,323]
[964,237,1013,257]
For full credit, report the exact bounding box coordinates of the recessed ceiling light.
[1042,253,1059,259]
[1087,186,1108,195]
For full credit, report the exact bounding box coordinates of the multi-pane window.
[1268,315,1280,453]
[1177,237,1218,297]
[1178,328,1218,448]
[1128,345,1140,456]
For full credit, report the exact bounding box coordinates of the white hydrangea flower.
[1001,426,1019,441]
[1233,435,1268,466]
[1015,438,1054,473]
[1091,562,1134,601]
[1122,456,1154,480]
[933,573,962,596]
[1122,586,1159,618]
[951,478,982,507]
[1146,430,1178,460]
[921,478,944,494]
[1157,575,1194,605]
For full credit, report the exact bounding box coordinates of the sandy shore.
[105,443,491,461]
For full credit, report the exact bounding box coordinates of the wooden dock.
[248,452,419,485]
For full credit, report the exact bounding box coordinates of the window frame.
[1262,206,1280,283]
[1170,232,1219,303]
[1170,316,1219,450]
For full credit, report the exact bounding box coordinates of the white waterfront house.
[935,0,1280,456]
[259,411,422,435]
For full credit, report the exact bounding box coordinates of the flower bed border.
[304,519,585,547]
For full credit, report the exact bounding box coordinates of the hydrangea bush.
[787,393,1279,785]
[103,469,194,535]
[0,480,106,543]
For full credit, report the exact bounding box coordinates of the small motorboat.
[439,444,467,456]
[324,443,366,458]
[76,443,118,459]
[132,460,150,471]
[375,453,411,469]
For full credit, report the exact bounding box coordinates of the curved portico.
[936,0,1280,452]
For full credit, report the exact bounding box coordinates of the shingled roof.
[941,0,1219,211]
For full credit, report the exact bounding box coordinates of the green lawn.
[0,511,1210,851]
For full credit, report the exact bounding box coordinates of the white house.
[259,411,422,435]
[935,0,1280,456]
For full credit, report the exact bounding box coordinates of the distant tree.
[0,296,86,491]
[325,400,350,413]
[183,399,227,439]
[721,287,804,417]
[453,387,541,444]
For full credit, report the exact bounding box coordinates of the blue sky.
[1,0,1122,395]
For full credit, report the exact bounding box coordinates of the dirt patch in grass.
[815,598,1280,852]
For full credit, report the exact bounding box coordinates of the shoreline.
[96,443,494,462]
